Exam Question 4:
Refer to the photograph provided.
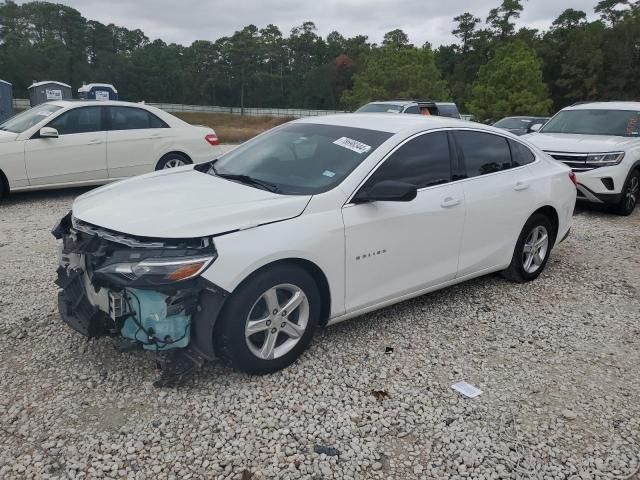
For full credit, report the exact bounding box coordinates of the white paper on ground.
[452,381,482,398]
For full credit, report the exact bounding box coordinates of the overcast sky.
[20,0,599,46]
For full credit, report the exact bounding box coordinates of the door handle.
[441,196,462,208]
[88,139,103,145]
[514,181,530,191]
[149,133,162,139]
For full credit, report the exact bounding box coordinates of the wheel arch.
[531,205,559,243]
[156,151,193,169]
[229,257,332,326]
[0,168,9,197]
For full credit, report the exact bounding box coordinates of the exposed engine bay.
[52,212,229,383]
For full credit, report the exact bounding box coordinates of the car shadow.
[1,186,95,206]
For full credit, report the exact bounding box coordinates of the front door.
[24,106,107,185]
[342,131,466,313]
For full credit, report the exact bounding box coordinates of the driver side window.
[47,107,103,135]
[366,131,452,189]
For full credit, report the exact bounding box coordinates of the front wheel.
[612,170,639,216]
[502,213,554,283]
[213,265,321,374]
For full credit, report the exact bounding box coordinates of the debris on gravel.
[1,189,639,479]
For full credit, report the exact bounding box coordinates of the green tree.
[341,32,449,109]
[468,40,551,121]
[487,0,526,39]
[452,12,481,54]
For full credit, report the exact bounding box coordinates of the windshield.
[541,109,640,137]
[212,123,393,195]
[0,104,62,133]
[356,103,403,113]
[494,117,534,129]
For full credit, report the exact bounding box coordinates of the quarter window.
[455,130,512,177]
[366,131,451,188]
[509,139,535,166]
[47,107,103,135]
[108,107,168,130]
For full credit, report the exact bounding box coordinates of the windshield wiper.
[215,173,280,193]
[199,158,279,193]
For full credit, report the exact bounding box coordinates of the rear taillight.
[205,134,219,146]
[569,171,577,187]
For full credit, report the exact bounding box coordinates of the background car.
[54,113,576,375]
[493,116,549,136]
[524,101,640,215]
[355,99,461,118]
[0,100,221,196]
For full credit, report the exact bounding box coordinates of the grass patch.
[174,112,293,143]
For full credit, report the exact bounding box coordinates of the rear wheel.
[612,170,639,216]
[502,213,554,283]
[214,265,321,374]
[156,153,191,170]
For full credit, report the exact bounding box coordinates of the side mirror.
[354,180,418,203]
[39,127,59,138]
[528,123,542,133]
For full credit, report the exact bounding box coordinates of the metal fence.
[146,103,348,118]
[13,98,473,121]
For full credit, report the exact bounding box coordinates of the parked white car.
[525,101,640,215]
[53,114,576,375]
[0,100,221,196]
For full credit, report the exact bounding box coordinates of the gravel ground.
[1,188,639,480]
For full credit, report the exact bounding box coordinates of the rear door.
[24,106,107,185]
[454,130,537,276]
[342,130,466,312]
[106,106,172,178]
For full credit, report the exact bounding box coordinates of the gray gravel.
[1,188,639,480]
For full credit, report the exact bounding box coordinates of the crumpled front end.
[52,212,228,357]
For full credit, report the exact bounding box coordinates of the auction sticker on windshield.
[333,137,372,154]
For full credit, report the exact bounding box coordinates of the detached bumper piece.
[56,267,111,338]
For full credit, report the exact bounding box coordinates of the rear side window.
[108,107,168,130]
[455,130,512,177]
[47,107,103,135]
[404,105,420,114]
[367,131,451,188]
[509,139,535,166]
[436,104,460,118]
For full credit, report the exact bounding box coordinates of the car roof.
[45,100,151,108]
[295,113,486,134]
[565,101,640,111]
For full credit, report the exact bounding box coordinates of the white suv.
[525,102,640,215]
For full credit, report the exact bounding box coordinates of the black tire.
[502,213,555,283]
[612,170,639,216]
[213,264,321,374]
[155,152,191,170]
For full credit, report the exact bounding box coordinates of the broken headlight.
[95,255,216,286]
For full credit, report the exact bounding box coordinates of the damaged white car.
[53,114,576,377]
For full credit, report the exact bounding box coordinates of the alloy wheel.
[163,158,186,168]
[245,284,309,360]
[522,225,549,274]
[625,175,639,212]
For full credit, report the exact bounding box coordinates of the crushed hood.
[72,167,311,238]
[525,132,637,153]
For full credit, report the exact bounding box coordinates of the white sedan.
[53,114,576,375]
[0,100,221,196]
